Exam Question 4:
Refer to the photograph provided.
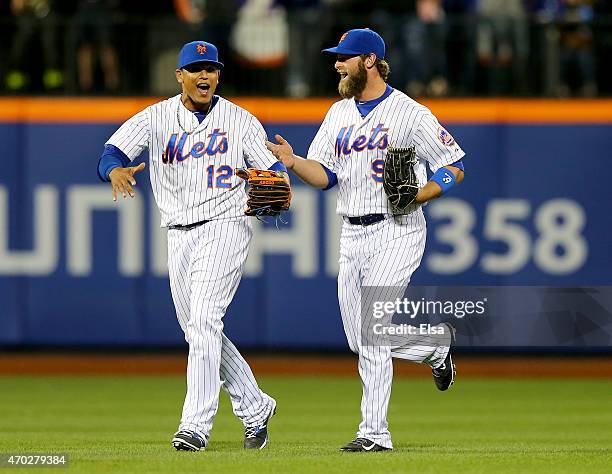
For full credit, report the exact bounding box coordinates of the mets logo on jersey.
[162,129,228,164]
[335,123,388,157]
[437,126,456,147]
[196,43,207,55]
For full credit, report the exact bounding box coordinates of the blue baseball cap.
[178,41,224,69]
[322,28,385,59]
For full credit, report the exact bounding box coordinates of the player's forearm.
[290,156,329,189]
[415,180,443,203]
[415,166,464,204]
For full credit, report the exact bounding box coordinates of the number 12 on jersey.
[206,165,233,188]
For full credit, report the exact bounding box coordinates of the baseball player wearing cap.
[267,28,465,452]
[97,41,286,451]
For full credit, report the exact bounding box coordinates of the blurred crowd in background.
[0,0,610,98]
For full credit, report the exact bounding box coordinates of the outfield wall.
[0,98,611,349]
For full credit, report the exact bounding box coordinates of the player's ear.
[365,54,376,69]
[175,69,183,84]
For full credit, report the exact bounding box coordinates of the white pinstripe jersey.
[106,94,278,227]
[307,89,465,217]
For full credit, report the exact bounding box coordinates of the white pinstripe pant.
[338,212,450,449]
[167,217,275,442]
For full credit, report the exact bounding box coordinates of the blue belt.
[346,214,385,226]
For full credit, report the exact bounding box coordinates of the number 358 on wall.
[425,198,587,275]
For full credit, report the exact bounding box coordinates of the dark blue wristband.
[430,167,456,194]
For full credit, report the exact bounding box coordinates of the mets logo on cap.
[196,43,207,55]
[339,32,348,43]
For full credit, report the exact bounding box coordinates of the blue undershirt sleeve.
[268,161,288,173]
[321,164,338,190]
[448,159,464,172]
[97,144,130,182]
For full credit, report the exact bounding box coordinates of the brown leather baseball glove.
[236,168,291,217]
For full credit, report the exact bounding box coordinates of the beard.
[338,60,367,99]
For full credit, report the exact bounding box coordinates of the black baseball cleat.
[172,430,206,451]
[244,401,276,449]
[432,323,457,391]
[340,438,391,452]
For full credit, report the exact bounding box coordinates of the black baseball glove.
[383,146,419,215]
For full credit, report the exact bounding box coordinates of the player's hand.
[109,163,146,201]
[266,134,296,169]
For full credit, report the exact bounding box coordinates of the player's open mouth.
[197,84,210,95]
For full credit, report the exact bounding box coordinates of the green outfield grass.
[0,374,611,473]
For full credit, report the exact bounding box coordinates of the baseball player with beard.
[266,28,465,452]
[97,41,287,451]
